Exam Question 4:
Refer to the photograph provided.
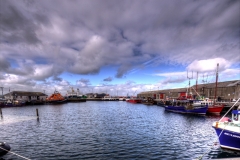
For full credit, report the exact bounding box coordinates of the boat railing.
[219,98,240,122]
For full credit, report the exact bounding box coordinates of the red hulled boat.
[206,63,224,115]
[126,97,142,103]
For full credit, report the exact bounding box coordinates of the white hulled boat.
[212,98,240,151]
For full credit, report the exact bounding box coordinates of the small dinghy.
[0,142,11,156]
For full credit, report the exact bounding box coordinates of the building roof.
[4,91,47,96]
[138,80,240,95]
[192,80,240,88]
[139,88,187,95]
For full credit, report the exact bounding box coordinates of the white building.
[4,91,48,102]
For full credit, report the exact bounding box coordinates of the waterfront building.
[94,93,108,98]
[4,91,48,102]
[138,80,240,101]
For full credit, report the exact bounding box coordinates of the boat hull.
[47,99,67,104]
[213,127,240,151]
[165,106,208,115]
[4,102,25,107]
[67,98,86,102]
[126,99,142,103]
[207,105,224,115]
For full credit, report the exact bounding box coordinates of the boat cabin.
[232,110,240,123]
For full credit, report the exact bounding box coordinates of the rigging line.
[190,87,201,99]
[0,146,31,160]
[219,98,240,122]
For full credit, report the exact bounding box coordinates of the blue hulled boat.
[212,108,240,151]
[164,100,208,115]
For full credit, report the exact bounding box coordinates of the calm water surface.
[0,101,239,160]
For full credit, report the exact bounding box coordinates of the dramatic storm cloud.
[0,0,239,95]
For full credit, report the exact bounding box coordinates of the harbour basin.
[0,101,239,160]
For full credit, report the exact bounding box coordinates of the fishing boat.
[212,98,240,152]
[66,88,86,102]
[165,72,208,115]
[141,97,155,105]
[0,142,11,156]
[46,91,66,104]
[156,100,165,107]
[164,99,208,115]
[4,99,26,107]
[126,97,142,103]
[205,99,224,115]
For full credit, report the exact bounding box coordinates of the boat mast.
[187,71,193,99]
[214,63,219,104]
[196,72,198,92]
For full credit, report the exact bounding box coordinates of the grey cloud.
[0,0,50,44]
[103,77,112,82]
[161,77,186,85]
[0,56,10,71]
[116,64,133,78]
[52,76,62,82]
[0,0,239,95]
[76,78,91,87]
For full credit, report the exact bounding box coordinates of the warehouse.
[137,80,240,101]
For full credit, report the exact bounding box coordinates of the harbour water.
[0,101,239,160]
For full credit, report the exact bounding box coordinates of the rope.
[191,87,202,99]
[196,98,240,160]
[0,146,31,160]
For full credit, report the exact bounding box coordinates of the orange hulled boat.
[46,91,67,104]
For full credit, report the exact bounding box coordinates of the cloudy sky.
[0,0,239,96]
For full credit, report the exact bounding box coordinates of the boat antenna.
[187,71,193,98]
[202,74,208,84]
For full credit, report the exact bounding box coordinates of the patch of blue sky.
[34,57,49,65]
[8,58,19,68]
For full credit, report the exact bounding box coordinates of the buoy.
[0,142,11,156]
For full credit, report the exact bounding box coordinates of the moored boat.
[4,99,26,107]
[165,75,208,115]
[66,88,86,102]
[206,63,224,115]
[207,104,224,115]
[46,91,66,104]
[126,97,142,103]
[194,99,224,115]
[156,100,165,107]
[164,99,208,115]
[212,99,240,152]
[141,97,155,105]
